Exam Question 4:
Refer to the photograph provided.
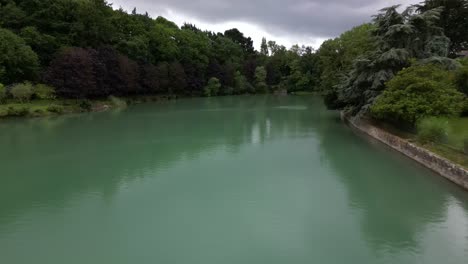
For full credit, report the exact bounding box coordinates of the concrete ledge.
[341,112,468,190]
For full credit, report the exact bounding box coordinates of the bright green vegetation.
[371,65,465,125]
[1,96,468,264]
[319,0,468,165]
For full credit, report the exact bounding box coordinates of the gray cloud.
[110,0,419,39]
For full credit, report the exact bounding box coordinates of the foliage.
[417,117,450,144]
[108,96,127,108]
[47,105,64,114]
[33,84,55,100]
[331,5,451,115]
[233,71,249,94]
[417,0,468,56]
[79,100,92,111]
[0,27,39,84]
[455,59,468,96]
[463,99,468,116]
[10,82,34,102]
[203,77,221,97]
[254,66,268,93]
[0,0,322,100]
[6,105,30,116]
[371,65,465,125]
[317,24,376,96]
[0,83,5,103]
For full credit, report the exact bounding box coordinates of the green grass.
[415,117,468,169]
[446,117,468,150]
[373,117,468,169]
[420,143,468,169]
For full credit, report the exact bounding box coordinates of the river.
[0,96,467,264]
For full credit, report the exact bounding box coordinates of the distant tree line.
[0,0,319,99]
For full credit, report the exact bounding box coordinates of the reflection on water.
[0,95,468,264]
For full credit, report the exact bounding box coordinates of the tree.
[204,77,221,97]
[334,6,451,115]
[254,66,268,93]
[417,0,468,56]
[168,61,187,95]
[224,28,254,55]
[260,37,269,56]
[19,26,58,65]
[234,71,249,94]
[371,64,465,125]
[44,47,98,98]
[0,27,39,84]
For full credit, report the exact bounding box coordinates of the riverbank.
[342,112,468,190]
[0,95,176,119]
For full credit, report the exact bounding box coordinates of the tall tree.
[0,27,39,84]
[417,0,468,56]
[260,37,269,56]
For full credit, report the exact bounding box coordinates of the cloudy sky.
[109,0,420,49]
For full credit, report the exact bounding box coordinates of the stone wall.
[342,112,468,191]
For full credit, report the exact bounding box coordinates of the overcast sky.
[109,0,420,49]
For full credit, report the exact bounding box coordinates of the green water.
[1,96,468,264]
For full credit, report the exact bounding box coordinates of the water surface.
[1,96,468,264]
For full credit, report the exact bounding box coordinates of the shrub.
[417,117,450,144]
[79,100,92,111]
[0,83,6,103]
[455,67,468,96]
[47,105,64,114]
[108,95,127,108]
[31,108,46,117]
[463,98,468,117]
[10,82,34,102]
[204,77,221,97]
[7,106,30,116]
[34,84,56,100]
[371,65,465,126]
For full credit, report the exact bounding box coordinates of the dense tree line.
[319,0,468,128]
[0,0,318,99]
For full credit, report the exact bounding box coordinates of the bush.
[417,117,450,144]
[108,95,127,108]
[462,99,468,117]
[454,61,468,96]
[7,106,30,116]
[0,83,6,103]
[34,84,56,100]
[371,65,465,126]
[79,100,92,111]
[47,105,64,114]
[10,82,34,102]
[204,77,221,97]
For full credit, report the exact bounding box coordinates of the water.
[0,96,467,264]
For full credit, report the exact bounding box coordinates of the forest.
[0,0,319,102]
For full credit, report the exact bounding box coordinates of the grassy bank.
[0,95,174,119]
[373,118,468,169]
